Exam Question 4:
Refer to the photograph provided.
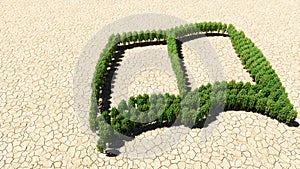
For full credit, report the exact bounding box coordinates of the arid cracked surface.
[1,0,300,168]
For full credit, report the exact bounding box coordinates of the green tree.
[149,94,157,105]
[121,118,133,132]
[138,112,148,124]
[118,99,128,112]
[89,96,99,132]
[236,89,247,110]
[198,103,210,120]
[206,21,212,33]
[273,100,285,122]
[126,32,132,43]
[168,103,180,123]
[128,96,136,108]
[148,109,157,122]
[180,107,191,126]
[138,30,144,44]
[211,22,218,32]
[97,120,114,153]
[268,89,283,102]
[221,24,227,34]
[132,31,138,43]
[144,30,150,42]
[181,108,197,127]
[161,30,167,40]
[157,107,166,123]
[181,90,198,109]
[129,107,138,123]
[149,30,156,42]
[266,99,276,118]
[226,93,237,110]
[136,94,144,106]
[286,110,297,124]
[156,29,163,42]
[110,107,119,118]
[203,22,209,33]
[261,86,272,98]
[246,89,256,110]
[121,32,127,45]
[113,122,122,133]
[217,22,222,33]
[102,110,110,124]
[256,97,267,113]
[114,33,121,45]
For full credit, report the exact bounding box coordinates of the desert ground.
[1,0,300,168]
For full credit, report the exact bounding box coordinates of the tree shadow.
[101,48,125,112]
[289,120,299,127]
[107,120,179,154]
[176,39,192,93]
[177,32,228,43]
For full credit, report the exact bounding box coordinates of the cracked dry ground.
[1,0,300,168]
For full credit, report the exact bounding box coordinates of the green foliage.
[129,107,138,122]
[89,36,118,132]
[138,30,145,43]
[156,29,163,41]
[114,33,121,45]
[198,102,210,119]
[126,32,132,43]
[91,22,298,154]
[128,96,136,108]
[256,97,267,113]
[157,106,166,123]
[136,94,150,111]
[149,30,156,42]
[217,22,222,33]
[266,99,276,118]
[286,110,297,124]
[147,109,157,122]
[239,89,249,110]
[149,94,157,105]
[102,110,110,124]
[97,119,114,153]
[226,93,237,110]
[118,100,128,112]
[180,108,198,127]
[221,23,227,34]
[144,30,150,41]
[89,98,99,132]
[121,32,127,45]
[181,90,199,109]
[132,31,138,43]
[111,107,119,118]
[121,118,133,132]
[166,37,188,96]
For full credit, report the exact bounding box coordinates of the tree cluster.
[89,34,119,132]
[90,22,298,154]
[227,24,297,124]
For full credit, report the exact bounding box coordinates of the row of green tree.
[227,24,297,124]
[166,37,188,96]
[96,78,297,152]
[111,22,229,46]
[89,34,120,132]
